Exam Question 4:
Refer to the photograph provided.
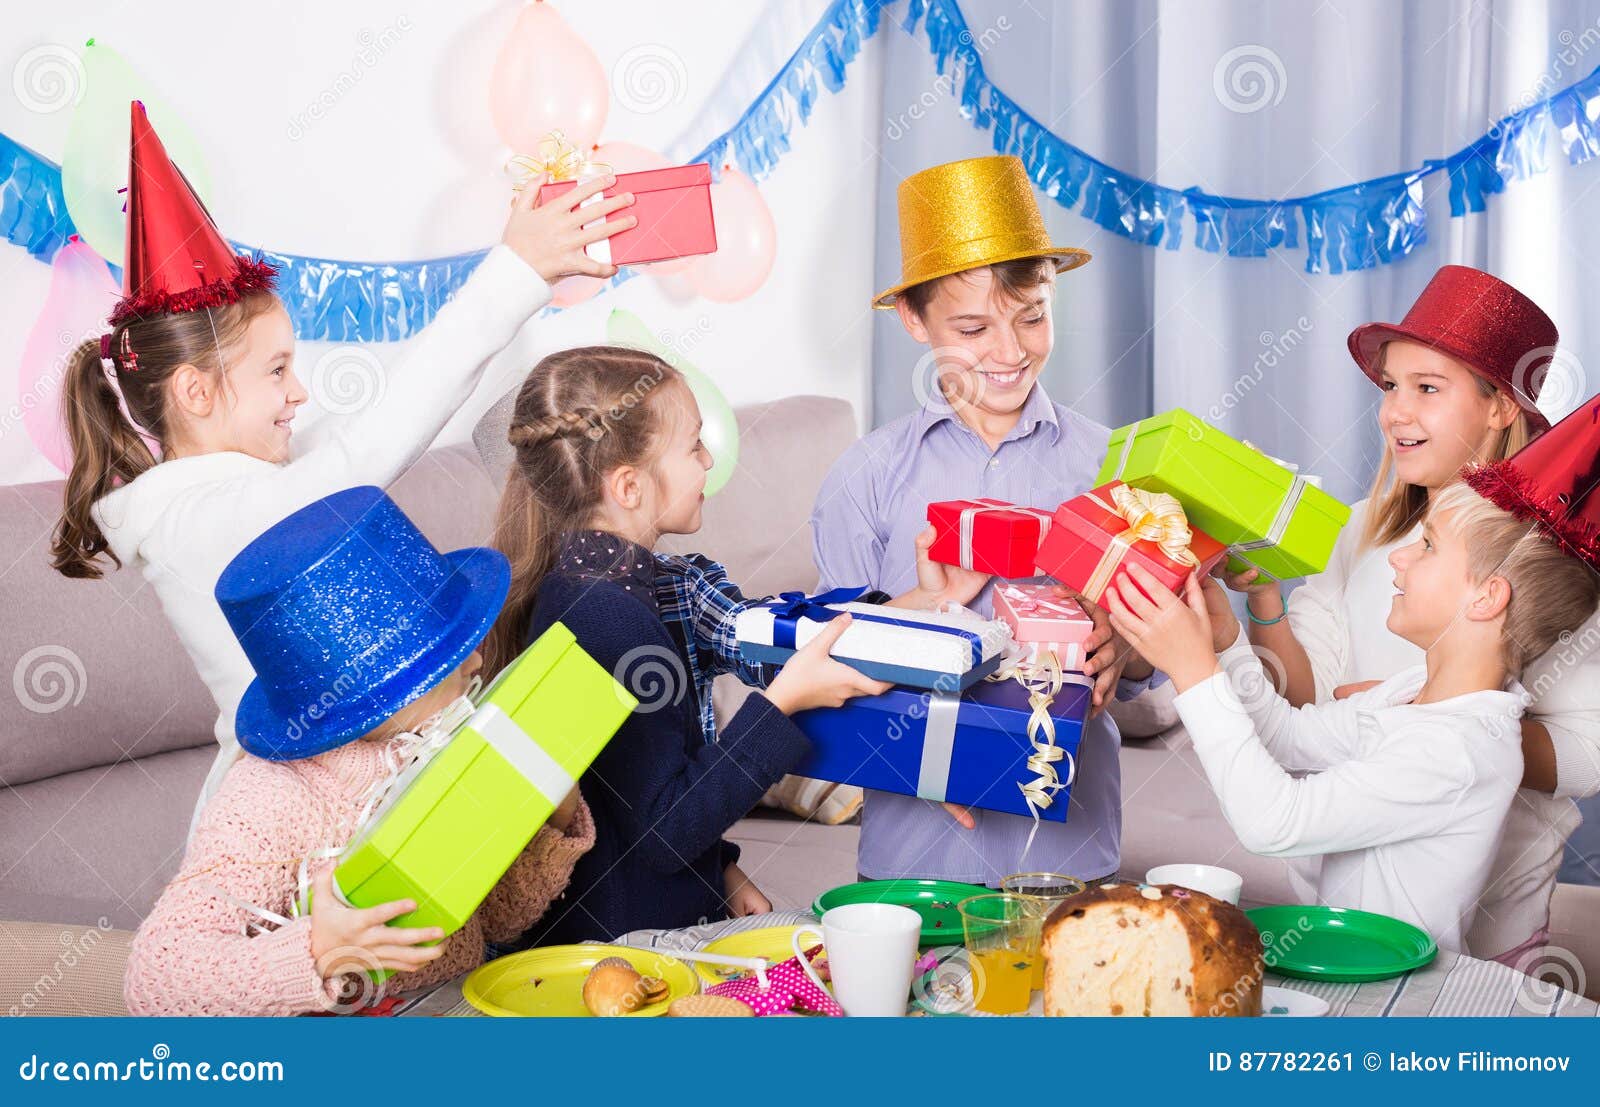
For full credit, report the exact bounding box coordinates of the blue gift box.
[790,676,1090,822]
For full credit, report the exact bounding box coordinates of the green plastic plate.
[1247,905,1437,982]
[813,879,993,948]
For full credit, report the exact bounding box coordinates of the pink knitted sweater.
[124,736,595,1016]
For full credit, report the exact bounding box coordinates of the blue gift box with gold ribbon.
[788,675,1090,822]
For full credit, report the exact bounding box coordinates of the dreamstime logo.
[611,44,687,115]
[287,18,412,140]
[910,345,987,418]
[1212,45,1286,114]
[1511,345,1585,423]
[315,946,386,1015]
[1514,945,1587,1014]
[885,15,1011,140]
[911,948,981,1013]
[7,917,113,1016]
[613,645,688,713]
[1219,644,1287,715]
[311,347,388,415]
[13,645,87,714]
[12,44,83,113]
[1206,318,1313,424]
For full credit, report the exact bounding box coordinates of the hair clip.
[99,333,113,360]
[119,329,139,372]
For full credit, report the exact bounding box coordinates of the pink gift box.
[994,583,1094,670]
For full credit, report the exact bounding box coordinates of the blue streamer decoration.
[4,0,1600,339]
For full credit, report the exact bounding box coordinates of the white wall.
[0,0,883,485]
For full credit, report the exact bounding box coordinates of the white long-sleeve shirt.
[92,246,550,832]
[1284,497,1600,956]
[1174,629,1528,954]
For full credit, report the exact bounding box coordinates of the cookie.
[667,994,755,1018]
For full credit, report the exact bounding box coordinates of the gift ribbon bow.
[505,129,612,190]
[985,651,1089,868]
[999,585,1082,620]
[766,587,987,668]
[1079,484,1199,602]
[953,500,1052,572]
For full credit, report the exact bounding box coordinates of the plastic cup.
[958,893,1043,1015]
[1000,872,1087,988]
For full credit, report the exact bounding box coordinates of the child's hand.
[1198,575,1243,652]
[548,786,581,832]
[308,868,446,979]
[501,172,638,283]
[723,863,772,916]
[763,614,893,715]
[1217,563,1288,627]
[899,525,992,609]
[1104,565,1221,693]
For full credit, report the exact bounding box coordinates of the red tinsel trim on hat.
[1462,460,1600,570]
[108,257,279,326]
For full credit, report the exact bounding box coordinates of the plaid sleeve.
[656,554,774,689]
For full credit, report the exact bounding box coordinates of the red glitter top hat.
[108,101,275,327]
[1348,265,1558,434]
[1464,393,1600,570]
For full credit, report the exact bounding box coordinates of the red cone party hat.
[108,101,275,326]
[1464,395,1600,570]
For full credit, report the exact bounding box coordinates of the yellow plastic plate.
[462,945,698,1017]
[694,926,826,984]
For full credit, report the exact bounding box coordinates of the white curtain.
[870,0,1600,507]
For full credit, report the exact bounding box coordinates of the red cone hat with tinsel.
[108,101,275,326]
[1464,394,1600,569]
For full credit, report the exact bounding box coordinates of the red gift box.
[538,163,717,266]
[926,498,1053,579]
[1035,481,1227,611]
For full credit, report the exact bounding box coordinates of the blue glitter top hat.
[215,486,510,761]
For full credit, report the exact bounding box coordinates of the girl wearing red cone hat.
[1224,265,1600,965]
[49,102,636,832]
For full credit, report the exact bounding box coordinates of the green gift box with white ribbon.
[330,621,636,943]
[1095,408,1351,581]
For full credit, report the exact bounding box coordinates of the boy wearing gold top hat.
[809,155,1153,885]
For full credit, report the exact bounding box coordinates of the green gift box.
[328,621,635,962]
[1095,408,1352,580]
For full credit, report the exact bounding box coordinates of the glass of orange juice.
[1000,872,1087,989]
[958,893,1043,1015]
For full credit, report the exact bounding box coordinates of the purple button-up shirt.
[809,382,1124,885]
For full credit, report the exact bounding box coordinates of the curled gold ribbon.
[984,651,1088,868]
[506,130,613,191]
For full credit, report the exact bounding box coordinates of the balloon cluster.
[487,2,776,307]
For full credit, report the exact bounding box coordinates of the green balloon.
[606,308,741,497]
[63,39,213,269]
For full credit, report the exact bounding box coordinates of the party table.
[394,910,1598,1018]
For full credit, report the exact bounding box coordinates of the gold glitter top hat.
[873,155,1091,309]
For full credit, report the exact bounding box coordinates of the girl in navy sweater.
[482,346,988,943]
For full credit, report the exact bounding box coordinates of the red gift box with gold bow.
[926,498,1054,579]
[1035,481,1227,611]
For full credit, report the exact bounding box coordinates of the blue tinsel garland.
[2,0,1596,340]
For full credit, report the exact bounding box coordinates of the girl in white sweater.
[1223,266,1600,964]
[1108,476,1600,954]
[49,104,636,831]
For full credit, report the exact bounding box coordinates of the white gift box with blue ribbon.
[734,588,1011,691]
[789,676,1090,822]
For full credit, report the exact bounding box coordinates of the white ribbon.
[915,691,963,802]
[467,702,576,808]
[955,501,1052,572]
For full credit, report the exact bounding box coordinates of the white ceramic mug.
[792,903,921,1016]
[1145,863,1244,904]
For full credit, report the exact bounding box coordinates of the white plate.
[1261,985,1329,1017]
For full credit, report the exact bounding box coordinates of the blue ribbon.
[765,587,985,668]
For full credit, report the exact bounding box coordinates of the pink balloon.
[590,141,695,275]
[489,2,609,154]
[19,238,120,475]
[688,167,776,303]
[549,272,604,308]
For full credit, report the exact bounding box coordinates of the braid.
[508,406,608,447]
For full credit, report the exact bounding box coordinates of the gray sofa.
[4,392,1595,1013]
